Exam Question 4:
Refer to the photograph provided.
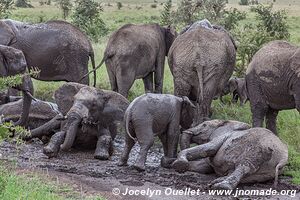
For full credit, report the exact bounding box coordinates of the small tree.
[72,0,108,42]
[15,0,33,8]
[160,0,172,26]
[222,8,246,31]
[239,0,249,5]
[0,0,14,19]
[56,0,72,19]
[117,2,122,10]
[172,0,202,26]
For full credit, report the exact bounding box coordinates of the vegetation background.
[0,0,299,199]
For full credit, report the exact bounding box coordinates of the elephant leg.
[251,102,268,128]
[154,56,165,94]
[27,114,63,140]
[118,133,136,166]
[108,123,117,140]
[43,131,66,158]
[158,133,168,156]
[266,108,279,134]
[94,129,112,160]
[116,70,135,98]
[174,79,191,98]
[210,165,252,190]
[143,72,154,93]
[107,67,118,92]
[133,127,154,171]
[188,159,214,174]
[173,137,225,173]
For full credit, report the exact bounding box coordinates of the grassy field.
[4,0,300,192]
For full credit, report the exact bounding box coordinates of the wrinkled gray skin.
[219,77,247,105]
[0,44,33,126]
[0,98,60,129]
[246,40,300,134]
[118,93,195,171]
[173,120,288,190]
[28,83,129,160]
[168,27,236,125]
[0,19,96,86]
[83,24,177,98]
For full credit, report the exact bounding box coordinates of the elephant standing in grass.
[27,83,129,160]
[174,120,288,190]
[168,27,236,125]
[246,40,300,134]
[0,45,34,126]
[83,24,177,98]
[0,19,96,86]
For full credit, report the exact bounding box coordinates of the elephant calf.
[173,120,288,190]
[118,93,195,171]
[219,77,247,105]
[28,83,129,160]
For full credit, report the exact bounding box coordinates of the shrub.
[117,2,122,10]
[56,0,72,19]
[15,0,33,8]
[72,0,108,42]
[160,0,172,26]
[151,4,157,8]
[239,0,249,5]
[0,0,14,18]
[222,8,246,31]
[251,3,289,40]
[172,0,201,26]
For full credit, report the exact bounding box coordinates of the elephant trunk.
[60,111,82,151]
[180,132,192,150]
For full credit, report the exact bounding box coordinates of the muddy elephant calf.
[118,93,195,171]
[28,83,129,160]
[173,120,288,190]
[219,77,247,105]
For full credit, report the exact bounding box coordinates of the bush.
[222,8,246,31]
[172,0,201,26]
[15,0,33,8]
[160,0,172,26]
[151,4,157,8]
[56,0,72,19]
[72,0,108,42]
[251,3,289,40]
[117,2,122,10]
[0,0,14,18]
[239,0,249,5]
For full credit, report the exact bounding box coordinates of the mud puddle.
[0,135,299,200]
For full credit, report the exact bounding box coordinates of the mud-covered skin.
[173,120,288,190]
[29,83,129,160]
[0,19,96,85]
[219,77,248,105]
[0,98,60,129]
[118,93,195,171]
[246,40,300,134]
[0,45,34,126]
[168,27,236,125]
[97,24,177,98]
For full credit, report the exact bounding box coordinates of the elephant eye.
[203,123,207,127]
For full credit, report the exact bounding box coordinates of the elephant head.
[60,87,109,151]
[0,20,17,46]
[180,120,250,150]
[163,26,177,55]
[180,96,196,130]
[222,77,238,96]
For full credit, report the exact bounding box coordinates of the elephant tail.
[78,54,109,85]
[89,51,97,87]
[195,56,204,103]
[124,102,137,142]
[273,155,288,188]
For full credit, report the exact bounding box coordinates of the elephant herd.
[0,19,297,190]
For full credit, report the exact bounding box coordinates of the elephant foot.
[43,145,60,158]
[133,163,146,172]
[172,158,189,173]
[161,156,176,168]
[118,158,128,166]
[210,181,234,190]
[94,148,110,160]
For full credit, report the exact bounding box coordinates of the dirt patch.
[0,135,299,200]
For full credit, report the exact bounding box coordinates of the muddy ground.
[0,135,299,200]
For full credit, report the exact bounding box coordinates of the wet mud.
[0,135,299,200]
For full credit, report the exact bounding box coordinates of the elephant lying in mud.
[246,40,300,134]
[0,19,96,86]
[168,27,236,125]
[27,83,129,160]
[0,45,34,126]
[219,77,247,105]
[0,98,60,129]
[82,23,177,98]
[118,93,195,171]
[173,120,288,190]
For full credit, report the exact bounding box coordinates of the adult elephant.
[0,19,96,86]
[82,23,177,98]
[246,40,300,135]
[168,27,236,124]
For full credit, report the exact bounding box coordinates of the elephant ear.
[0,45,26,76]
[229,78,238,93]
[0,21,17,46]
[182,96,196,108]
